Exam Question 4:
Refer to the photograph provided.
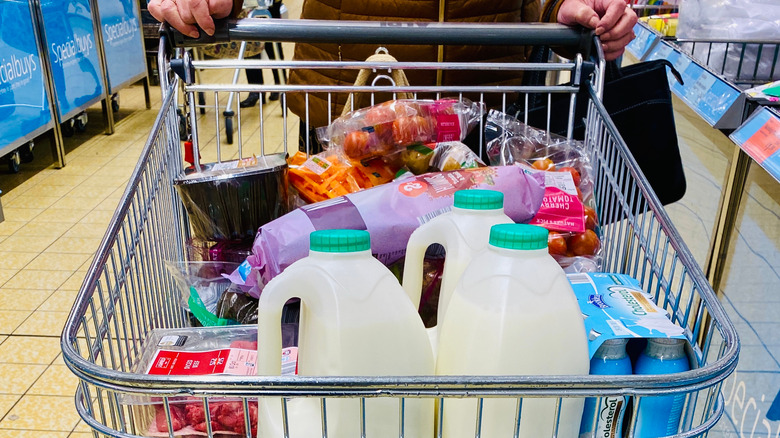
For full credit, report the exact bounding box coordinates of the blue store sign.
[40,0,105,119]
[0,0,52,148]
[97,0,146,92]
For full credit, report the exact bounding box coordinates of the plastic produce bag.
[227,166,546,297]
[485,110,603,272]
[677,0,780,83]
[317,98,484,161]
[165,261,241,326]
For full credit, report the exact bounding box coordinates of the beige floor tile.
[0,394,20,419]
[3,195,62,210]
[0,336,6,345]
[0,221,26,236]
[0,235,58,253]
[27,364,79,397]
[0,363,47,394]
[41,174,89,187]
[0,336,61,364]
[49,196,103,211]
[0,268,19,286]
[0,208,43,222]
[63,223,106,239]
[72,421,92,433]
[3,270,72,291]
[78,210,113,226]
[94,198,120,211]
[39,288,78,312]
[66,184,115,199]
[77,258,93,272]
[0,289,52,311]
[45,237,101,255]
[58,272,87,291]
[14,311,70,336]
[25,184,74,198]
[51,164,98,177]
[32,209,90,224]
[67,155,114,167]
[0,252,37,270]
[26,253,90,272]
[2,431,69,438]
[12,221,68,238]
[0,311,30,334]
[81,175,128,188]
[0,395,80,431]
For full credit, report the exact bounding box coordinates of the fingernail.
[595,26,605,35]
[189,30,200,38]
[205,27,215,36]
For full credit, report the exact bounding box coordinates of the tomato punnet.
[559,166,581,187]
[532,158,556,171]
[547,232,568,256]
[568,229,600,256]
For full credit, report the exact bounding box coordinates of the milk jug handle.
[401,236,428,311]
[256,269,329,376]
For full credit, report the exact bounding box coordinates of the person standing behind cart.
[148,0,637,149]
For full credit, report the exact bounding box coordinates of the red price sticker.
[742,116,780,163]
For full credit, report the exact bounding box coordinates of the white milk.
[256,230,434,438]
[436,224,590,438]
[402,189,512,350]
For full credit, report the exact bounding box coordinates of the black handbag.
[512,53,687,206]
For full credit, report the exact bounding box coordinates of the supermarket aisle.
[665,98,780,437]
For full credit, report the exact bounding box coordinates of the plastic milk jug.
[402,189,512,349]
[436,224,590,438]
[633,338,691,437]
[256,229,434,438]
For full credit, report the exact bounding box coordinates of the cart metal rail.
[62,19,739,438]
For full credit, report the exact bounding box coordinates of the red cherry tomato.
[559,166,581,187]
[584,206,598,230]
[568,229,600,256]
[548,232,568,256]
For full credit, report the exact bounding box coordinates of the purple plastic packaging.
[228,166,545,297]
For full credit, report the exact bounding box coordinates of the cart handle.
[167,18,594,55]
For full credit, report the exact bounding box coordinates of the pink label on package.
[530,171,585,233]
[146,347,298,376]
[435,113,462,142]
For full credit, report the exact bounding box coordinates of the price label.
[674,55,692,78]
[652,42,674,61]
[688,71,716,103]
[730,107,780,183]
[627,23,656,58]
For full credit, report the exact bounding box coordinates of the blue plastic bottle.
[633,338,691,437]
[580,338,632,438]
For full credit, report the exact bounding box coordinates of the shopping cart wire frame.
[62,19,739,438]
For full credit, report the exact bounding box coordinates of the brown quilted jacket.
[286,0,563,129]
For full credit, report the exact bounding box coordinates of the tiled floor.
[0,7,779,437]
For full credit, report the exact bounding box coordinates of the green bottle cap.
[489,224,548,250]
[310,229,371,253]
[454,190,504,210]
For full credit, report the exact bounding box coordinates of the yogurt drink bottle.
[402,189,512,350]
[436,224,590,438]
[579,338,632,438]
[256,230,434,438]
[633,338,691,437]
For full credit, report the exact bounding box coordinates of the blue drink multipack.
[568,273,695,438]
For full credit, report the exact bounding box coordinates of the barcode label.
[568,273,592,284]
[417,207,451,225]
[302,156,331,175]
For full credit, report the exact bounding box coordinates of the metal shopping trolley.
[62,19,740,438]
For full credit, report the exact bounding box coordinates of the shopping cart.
[62,19,739,438]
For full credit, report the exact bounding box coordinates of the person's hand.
[557,0,638,61]
[147,0,235,38]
